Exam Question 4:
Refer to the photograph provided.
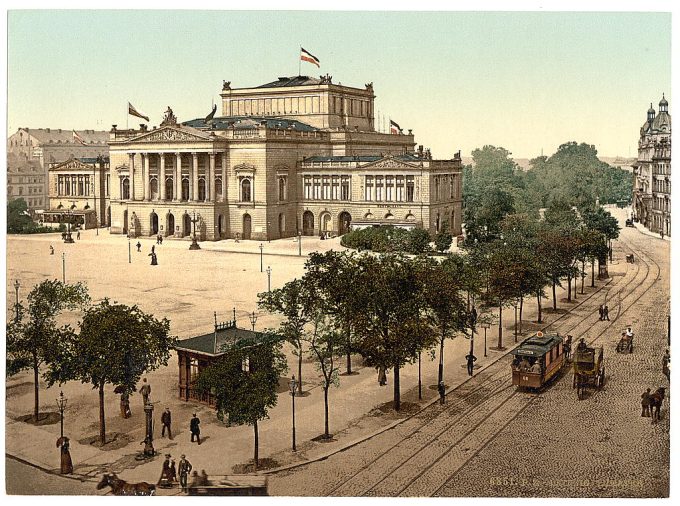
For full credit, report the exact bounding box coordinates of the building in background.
[633,95,671,236]
[107,75,462,241]
[6,128,109,213]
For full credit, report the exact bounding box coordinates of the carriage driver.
[625,326,634,339]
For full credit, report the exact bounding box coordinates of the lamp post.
[267,221,271,243]
[259,243,264,272]
[289,375,297,451]
[189,211,201,250]
[13,279,20,323]
[62,253,66,283]
[266,266,272,292]
[298,231,302,256]
[128,236,131,264]
[481,321,490,358]
[56,391,67,439]
[249,311,258,332]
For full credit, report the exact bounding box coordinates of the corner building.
[108,76,462,240]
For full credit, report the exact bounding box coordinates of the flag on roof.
[205,104,217,123]
[390,120,402,135]
[72,130,85,145]
[300,47,320,67]
[128,102,149,122]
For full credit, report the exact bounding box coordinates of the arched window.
[278,177,286,201]
[215,178,223,199]
[198,177,206,201]
[165,178,174,200]
[121,177,130,200]
[241,178,251,202]
[182,178,190,201]
[150,177,159,200]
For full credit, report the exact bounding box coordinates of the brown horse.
[649,387,666,422]
[96,473,156,496]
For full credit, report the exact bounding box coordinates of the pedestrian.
[161,408,172,439]
[466,352,477,376]
[660,229,665,240]
[438,380,446,404]
[160,235,163,245]
[598,305,604,321]
[603,305,610,321]
[136,241,141,252]
[156,234,160,245]
[377,366,387,386]
[120,390,131,419]
[170,459,177,484]
[76,230,80,240]
[564,335,573,361]
[178,454,192,492]
[50,245,54,255]
[190,413,201,444]
[151,244,155,254]
[662,349,670,376]
[158,454,173,487]
[57,436,73,475]
[641,388,652,417]
[149,251,158,266]
[139,377,151,405]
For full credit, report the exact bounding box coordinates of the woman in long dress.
[57,436,73,474]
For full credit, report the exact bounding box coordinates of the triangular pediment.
[129,126,213,143]
[358,155,421,170]
[50,158,95,171]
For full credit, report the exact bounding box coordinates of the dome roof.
[660,94,668,107]
[648,103,655,114]
[652,113,671,132]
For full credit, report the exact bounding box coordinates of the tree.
[582,206,621,274]
[258,279,316,395]
[6,280,90,421]
[434,225,453,253]
[195,334,287,468]
[51,300,174,444]
[306,314,341,439]
[407,228,431,255]
[7,198,34,233]
[353,254,438,410]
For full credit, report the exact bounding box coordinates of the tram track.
[319,231,660,497]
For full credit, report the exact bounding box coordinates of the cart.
[572,341,605,400]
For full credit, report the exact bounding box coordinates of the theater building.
[107,75,462,241]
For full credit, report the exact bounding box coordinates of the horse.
[96,473,156,496]
[649,387,666,422]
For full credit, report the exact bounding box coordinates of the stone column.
[209,154,216,202]
[128,153,136,201]
[221,152,227,202]
[175,153,182,201]
[160,153,166,201]
[191,153,198,201]
[143,153,150,201]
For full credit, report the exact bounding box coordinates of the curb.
[5,453,97,483]
[632,223,669,242]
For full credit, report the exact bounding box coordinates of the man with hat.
[190,413,201,444]
[178,454,193,492]
[161,407,172,439]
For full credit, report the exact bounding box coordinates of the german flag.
[72,130,86,145]
[300,47,320,68]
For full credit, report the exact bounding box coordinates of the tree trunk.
[253,420,259,468]
[537,291,542,323]
[438,332,445,386]
[99,382,106,445]
[323,385,330,438]
[552,281,557,310]
[297,346,303,395]
[393,364,401,411]
[345,324,352,374]
[591,259,595,287]
[567,275,572,302]
[519,297,524,333]
[497,304,503,349]
[581,261,585,294]
[33,353,40,421]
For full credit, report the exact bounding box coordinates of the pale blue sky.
[7,10,671,159]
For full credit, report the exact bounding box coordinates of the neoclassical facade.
[633,95,671,236]
[107,76,462,241]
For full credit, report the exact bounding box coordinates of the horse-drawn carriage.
[625,253,635,263]
[616,329,634,353]
[572,339,605,399]
[511,332,566,389]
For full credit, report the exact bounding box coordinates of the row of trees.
[7,280,175,444]
[340,225,453,254]
[7,198,65,234]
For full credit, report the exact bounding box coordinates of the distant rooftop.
[182,115,318,132]
[174,322,266,356]
[255,75,323,88]
[303,154,422,163]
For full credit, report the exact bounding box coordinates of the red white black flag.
[300,47,320,67]
[128,102,150,122]
[72,130,85,145]
[390,120,402,135]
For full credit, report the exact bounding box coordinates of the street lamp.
[266,266,272,292]
[128,236,131,264]
[259,243,264,273]
[13,279,20,323]
[267,221,271,243]
[289,375,297,451]
[189,211,201,250]
[56,391,67,439]
[481,321,491,358]
[249,311,258,332]
[298,231,302,256]
[62,252,66,283]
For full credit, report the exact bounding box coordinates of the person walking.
[161,408,172,439]
[136,241,141,252]
[438,381,446,404]
[159,235,163,245]
[50,245,55,255]
[158,454,173,487]
[641,388,652,417]
[190,414,201,444]
[598,305,604,321]
[377,366,387,386]
[466,353,477,376]
[603,305,610,321]
[178,455,192,492]
[139,377,151,405]
[76,230,80,240]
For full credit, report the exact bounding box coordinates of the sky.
[5,8,672,160]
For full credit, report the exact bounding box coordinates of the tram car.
[572,338,605,400]
[511,331,565,389]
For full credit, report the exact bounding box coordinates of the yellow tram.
[511,332,565,389]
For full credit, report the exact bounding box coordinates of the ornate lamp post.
[56,391,67,439]
[289,376,297,451]
[57,203,74,243]
[481,321,490,358]
[266,266,272,292]
[128,236,131,264]
[259,243,264,272]
[62,252,66,283]
[13,279,20,323]
[189,211,201,250]
[298,231,302,256]
[249,311,258,332]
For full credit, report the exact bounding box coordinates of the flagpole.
[126,102,128,130]
[298,45,301,76]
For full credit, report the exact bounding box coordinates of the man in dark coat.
[603,305,610,321]
[178,454,192,492]
[190,414,201,444]
[641,388,652,417]
[466,353,477,376]
[161,408,172,439]
[438,381,446,404]
[598,305,604,321]
[158,454,173,487]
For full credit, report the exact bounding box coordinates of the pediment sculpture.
[160,106,178,126]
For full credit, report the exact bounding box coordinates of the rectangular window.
[85,175,91,196]
[65,178,70,196]
[396,176,404,201]
[375,176,383,201]
[78,176,84,196]
[304,176,312,199]
[450,175,455,199]
[58,176,63,196]
[406,176,414,202]
[313,176,320,200]
[332,176,340,200]
[365,176,373,201]
[385,176,394,201]
[341,176,350,201]
[322,176,330,200]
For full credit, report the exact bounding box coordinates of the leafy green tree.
[51,300,174,444]
[195,334,287,468]
[407,228,431,255]
[6,280,90,421]
[7,198,34,233]
[258,279,316,395]
[353,254,438,410]
[434,226,453,253]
